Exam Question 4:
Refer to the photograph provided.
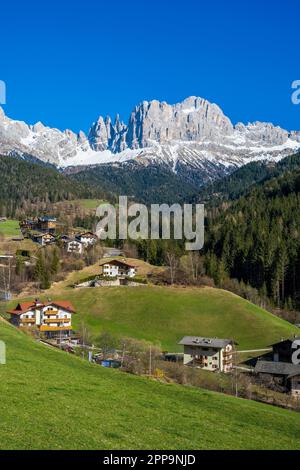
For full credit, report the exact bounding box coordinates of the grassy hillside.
[68,286,300,350]
[0,219,21,239]
[10,283,300,351]
[1,319,300,450]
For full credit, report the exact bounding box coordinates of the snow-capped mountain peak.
[0,97,299,186]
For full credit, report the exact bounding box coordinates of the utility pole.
[149,345,152,376]
[234,345,238,398]
[0,255,12,300]
[121,343,125,368]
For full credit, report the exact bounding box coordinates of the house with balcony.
[38,217,57,233]
[7,299,75,340]
[179,336,234,373]
[20,216,57,234]
[100,259,137,278]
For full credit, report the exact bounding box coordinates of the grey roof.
[255,360,300,376]
[178,336,232,349]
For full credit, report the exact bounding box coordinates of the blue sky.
[1,0,299,132]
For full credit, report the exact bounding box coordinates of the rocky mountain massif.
[0,97,299,186]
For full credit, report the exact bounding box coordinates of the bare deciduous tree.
[165,251,179,285]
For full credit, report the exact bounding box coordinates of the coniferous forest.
[205,158,300,308]
[2,152,300,309]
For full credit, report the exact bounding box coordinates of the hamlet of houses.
[19,217,98,252]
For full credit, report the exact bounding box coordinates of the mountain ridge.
[0,96,299,186]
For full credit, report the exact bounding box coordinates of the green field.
[0,319,300,450]
[76,199,107,209]
[0,219,21,239]
[10,285,300,351]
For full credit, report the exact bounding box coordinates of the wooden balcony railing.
[39,325,72,332]
[43,318,69,323]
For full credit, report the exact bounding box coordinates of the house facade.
[38,217,57,233]
[33,232,55,246]
[20,217,57,234]
[7,300,75,339]
[66,239,84,255]
[179,336,234,373]
[76,232,98,247]
[100,259,137,278]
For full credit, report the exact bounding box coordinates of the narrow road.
[236,348,272,353]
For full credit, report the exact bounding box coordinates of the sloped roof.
[49,301,76,313]
[7,301,36,315]
[100,259,136,269]
[77,232,97,238]
[178,336,232,348]
[33,232,55,239]
[254,360,300,376]
[7,300,76,315]
[39,217,57,222]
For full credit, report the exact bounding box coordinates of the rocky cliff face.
[126,97,234,149]
[0,96,299,185]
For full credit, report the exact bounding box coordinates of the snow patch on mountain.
[0,96,299,185]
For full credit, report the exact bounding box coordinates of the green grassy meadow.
[9,285,300,351]
[1,319,300,450]
[76,199,107,209]
[0,219,21,239]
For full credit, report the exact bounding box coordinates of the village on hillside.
[1,213,300,410]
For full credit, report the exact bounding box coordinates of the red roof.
[50,301,76,313]
[7,300,76,315]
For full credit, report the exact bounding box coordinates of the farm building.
[270,337,300,363]
[179,336,234,373]
[254,361,300,397]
